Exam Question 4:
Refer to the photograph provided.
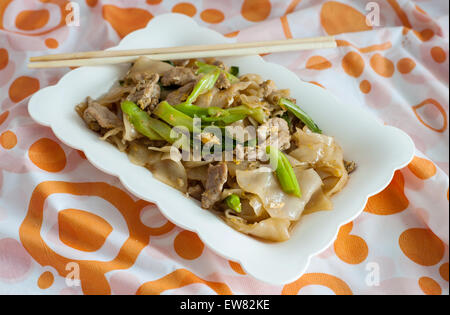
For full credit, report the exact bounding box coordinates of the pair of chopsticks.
[28,36,336,69]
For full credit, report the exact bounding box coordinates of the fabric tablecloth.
[0,0,448,295]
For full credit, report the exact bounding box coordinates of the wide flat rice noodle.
[290,127,348,196]
[224,214,291,242]
[194,82,251,108]
[149,159,187,193]
[236,167,323,221]
[123,113,141,142]
[303,188,333,215]
[129,57,173,77]
[97,86,133,106]
[127,142,163,166]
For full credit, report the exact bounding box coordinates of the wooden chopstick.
[28,36,336,69]
[30,36,335,62]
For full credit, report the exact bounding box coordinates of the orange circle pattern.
[364,171,409,215]
[0,111,9,126]
[342,51,364,77]
[320,1,372,35]
[174,230,204,260]
[306,56,332,70]
[15,10,50,31]
[9,76,40,103]
[0,130,17,149]
[45,38,59,49]
[360,80,371,94]
[241,0,271,22]
[201,9,225,24]
[0,48,8,70]
[370,53,395,77]
[431,47,447,63]
[418,277,442,295]
[439,263,449,282]
[38,271,54,290]
[28,138,67,172]
[408,156,436,180]
[86,0,98,7]
[399,228,445,266]
[334,222,369,265]
[397,58,416,74]
[172,2,197,17]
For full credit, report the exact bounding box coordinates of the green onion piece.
[229,66,239,77]
[195,61,239,83]
[281,111,293,128]
[121,101,173,143]
[175,103,210,117]
[195,61,217,74]
[227,105,266,124]
[225,194,242,213]
[201,113,247,125]
[153,101,194,132]
[185,69,221,105]
[207,107,228,117]
[266,146,302,198]
[279,98,322,134]
[249,107,266,124]
[175,103,264,126]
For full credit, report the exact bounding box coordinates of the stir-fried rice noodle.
[75,57,353,242]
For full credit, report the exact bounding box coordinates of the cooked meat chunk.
[82,98,122,131]
[258,117,291,151]
[216,72,231,90]
[172,59,190,67]
[161,67,197,86]
[126,73,160,111]
[124,70,153,84]
[165,81,195,105]
[188,184,204,201]
[344,160,357,174]
[212,60,226,70]
[261,80,276,98]
[201,163,228,209]
[266,89,291,105]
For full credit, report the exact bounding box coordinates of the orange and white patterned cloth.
[0,0,448,295]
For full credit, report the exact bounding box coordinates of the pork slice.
[344,160,357,174]
[266,89,291,105]
[127,73,160,111]
[161,67,197,86]
[261,80,277,98]
[258,117,291,151]
[165,81,195,105]
[212,60,226,69]
[216,72,231,90]
[82,98,122,131]
[201,163,228,209]
[188,184,204,201]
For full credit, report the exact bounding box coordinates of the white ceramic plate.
[28,14,414,285]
